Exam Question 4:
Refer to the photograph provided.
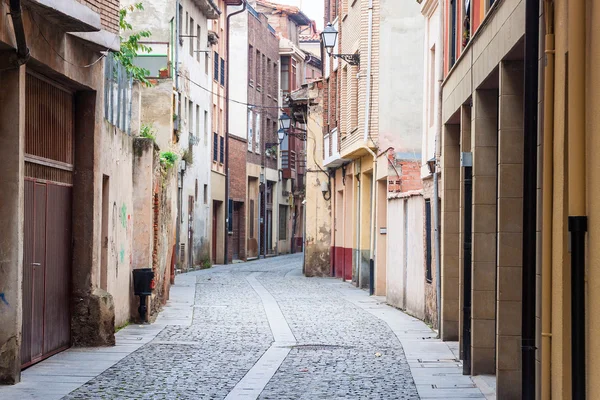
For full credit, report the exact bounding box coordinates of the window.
[189,17,194,56]
[256,50,261,88]
[205,48,209,74]
[185,12,189,41]
[429,46,435,127]
[272,121,277,158]
[281,56,290,93]
[255,112,261,153]
[425,199,433,282]
[195,179,198,201]
[227,199,233,233]
[214,51,219,81]
[219,136,224,163]
[450,0,457,67]
[291,58,298,91]
[279,205,287,240]
[183,96,187,124]
[248,110,254,151]
[249,200,255,238]
[196,105,200,142]
[188,101,193,134]
[203,184,208,204]
[351,66,358,129]
[178,5,183,41]
[248,45,254,84]
[220,58,225,86]
[213,133,218,161]
[196,25,201,61]
[204,110,208,143]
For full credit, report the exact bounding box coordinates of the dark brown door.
[188,196,194,268]
[22,181,72,367]
[212,202,218,263]
[22,73,73,368]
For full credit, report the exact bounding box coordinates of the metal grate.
[291,344,353,351]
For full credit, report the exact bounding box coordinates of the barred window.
[213,133,218,161]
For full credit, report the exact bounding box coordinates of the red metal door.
[22,72,73,368]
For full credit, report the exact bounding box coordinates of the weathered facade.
[254,0,313,257]
[323,0,425,298]
[228,2,280,261]
[288,82,331,277]
[122,0,218,269]
[0,0,180,384]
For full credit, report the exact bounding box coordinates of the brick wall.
[247,11,279,170]
[77,0,120,34]
[229,137,247,201]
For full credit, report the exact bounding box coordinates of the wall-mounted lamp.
[427,157,436,175]
[321,23,360,66]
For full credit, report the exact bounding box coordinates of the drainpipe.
[568,0,587,395]
[174,0,181,265]
[433,0,444,335]
[5,0,29,68]
[522,0,540,395]
[355,161,361,286]
[541,1,554,398]
[225,1,247,264]
[363,0,377,294]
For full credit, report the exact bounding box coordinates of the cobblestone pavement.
[64,254,420,399]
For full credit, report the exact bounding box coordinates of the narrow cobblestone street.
[2,254,488,400]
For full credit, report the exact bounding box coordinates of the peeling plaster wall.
[100,122,135,328]
[304,84,331,276]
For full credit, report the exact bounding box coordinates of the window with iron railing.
[214,51,219,81]
[213,133,218,161]
[220,58,225,86]
[219,136,224,163]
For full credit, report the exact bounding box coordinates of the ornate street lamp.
[320,23,360,66]
[279,112,292,130]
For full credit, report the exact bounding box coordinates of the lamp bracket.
[331,53,360,66]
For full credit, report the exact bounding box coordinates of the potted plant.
[159,67,169,78]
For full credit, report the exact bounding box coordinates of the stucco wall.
[100,122,135,328]
[386,195,425,319]
[379,0,424,154]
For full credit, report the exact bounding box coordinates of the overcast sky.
[270,0,324,30]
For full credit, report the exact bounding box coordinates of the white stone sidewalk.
[0,273,196,400]
[326,279,496,400]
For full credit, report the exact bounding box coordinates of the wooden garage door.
[21,73,73,368]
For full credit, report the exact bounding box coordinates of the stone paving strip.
[0,254,494,399]
[0,274,197,400]
[329,280,487,399]
[224,273,297,399]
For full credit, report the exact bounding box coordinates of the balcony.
[191,0,221,19]
[281,150,297,180]
[323,128,348,168]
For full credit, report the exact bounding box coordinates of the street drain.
[291,344,353,351]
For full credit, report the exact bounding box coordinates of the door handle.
[32,263,41,266]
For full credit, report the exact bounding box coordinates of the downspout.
[433,0,444,335]
[567,0,587,395]
[522,0,540,395]
[363,0,377,294]
[225,1,247,264]
[174,0,181,265]
[7,0,30,67]
[541,1,554,398]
